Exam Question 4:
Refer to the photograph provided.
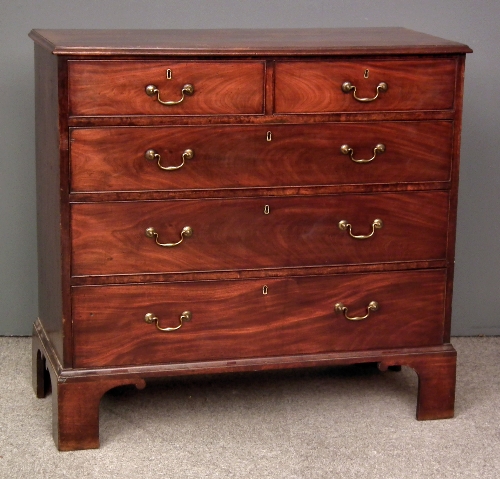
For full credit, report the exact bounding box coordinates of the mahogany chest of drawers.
[30,28,471,450]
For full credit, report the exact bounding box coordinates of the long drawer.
[69,121,453,192]
[275,58,457,113]
[72,269,447,367]
[68,60,265,116]
[71,192,449,276]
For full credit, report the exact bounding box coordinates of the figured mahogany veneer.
[69,60,265,116]
[71,192,449,276]
[275,59,457,113]
[70,121,453,192]
[72,270,447,368]
[30,28,471,451]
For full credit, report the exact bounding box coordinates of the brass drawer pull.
[145,148,194,171]
[341,81,388,102]
[338,219,383,240]
[335,301,379,321]
[144,311,192,332]
[145,83,194,105]
[145,226,193,247]
[340,143,385,163]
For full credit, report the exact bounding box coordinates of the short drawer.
[72,270,447,367]
[71,192,449,276]
[275,58,457,113]
[68,61,265,116]
[69,121,453,192]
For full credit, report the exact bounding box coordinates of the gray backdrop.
[1,0,498,336]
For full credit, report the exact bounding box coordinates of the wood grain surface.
[68,60,265,116]
[72,269,446,367]
[70,191,449,276]
[69,121,453,192]
[275,58,457,113]
[33,45,72,365]
[29,28,472,56]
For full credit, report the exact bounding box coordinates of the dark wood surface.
[29,28,472,56]
[443,56,467,343]
[33,44,70,365]
[68,60,265,116]
[72,270,446,368]
[69,121,453,192]
[31,28,469,450]
[275,58,457,113]
[70,192,449,276]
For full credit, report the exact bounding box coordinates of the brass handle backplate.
[145,226,193,247]
[335,301,379,321]
[145,83,194,105]
[338,219,383,240]
[145,311,192,332]
[341,81,388,102]
[145,148,194,171]
[340,143,385,163]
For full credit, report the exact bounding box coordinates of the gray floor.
[1,337,499,478]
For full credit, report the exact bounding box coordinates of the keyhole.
[266,131,272,142]
[262,285,268,295]
[364,69,369,79]
[166,69,172,80]
[264,205,270,215]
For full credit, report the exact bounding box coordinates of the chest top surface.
[28,28,472,56]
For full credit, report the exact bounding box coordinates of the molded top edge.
[29,28,472,56]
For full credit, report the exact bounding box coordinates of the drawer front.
[72,270,447,367]
[70,121,453,192]
[275,59,457,113]
[68,61,265,116]
[71,192,449,276]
